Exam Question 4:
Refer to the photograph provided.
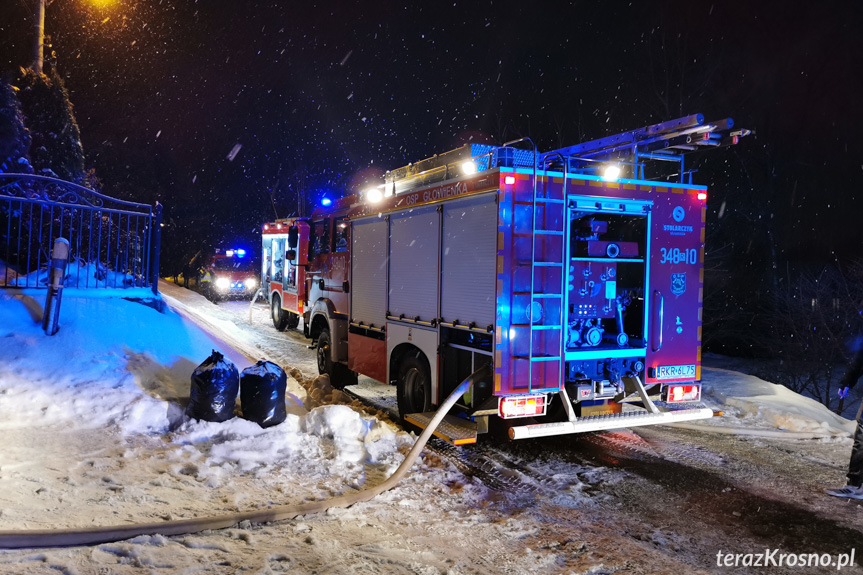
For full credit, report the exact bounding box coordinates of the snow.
[0,288,414,525]
[0,281,859,572]
[698,365,855,437]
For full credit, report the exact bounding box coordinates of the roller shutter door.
[351,217,388,327]
[441,193,497,329]
[388,205,439,321]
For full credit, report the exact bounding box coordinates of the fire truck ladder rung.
[514,230,564,236]
[515,355,562,362]
[514,292,562,298]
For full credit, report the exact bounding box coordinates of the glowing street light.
[33,0,116,73]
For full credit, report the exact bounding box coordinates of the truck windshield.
[214,258,255,271]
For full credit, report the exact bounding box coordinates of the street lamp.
[33,0,46,74]
[32,0,115,74]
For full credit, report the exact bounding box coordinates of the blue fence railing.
[0,174,161,294]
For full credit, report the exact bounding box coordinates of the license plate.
[656,364,696,380]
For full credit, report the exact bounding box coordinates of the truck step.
[404,412,477,445]
[508,407,714,440]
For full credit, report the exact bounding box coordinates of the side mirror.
[286,249,297,261]
[288,226,299,249]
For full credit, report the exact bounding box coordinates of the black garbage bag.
[186,350,239,422]
[240,360,287,428]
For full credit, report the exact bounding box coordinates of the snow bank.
[698,366,855,437]
[8,258,146,289]
[0,288,414,533]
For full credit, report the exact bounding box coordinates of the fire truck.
[262,114,749,444]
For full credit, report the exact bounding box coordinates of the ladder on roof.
[541,113,751,183]
[504,139,567,393]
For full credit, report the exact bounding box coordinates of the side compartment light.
[504,175,516,185]
[461,160,477,175]
[499,394,548,419]
[697,192,708,201]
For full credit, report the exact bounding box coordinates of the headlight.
[245,278,258,289]
[215,277,230,290]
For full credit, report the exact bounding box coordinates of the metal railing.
[0,174,162,295]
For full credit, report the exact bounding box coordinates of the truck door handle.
[652,290,664,352]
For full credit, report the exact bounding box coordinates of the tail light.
[666,384,701,403]
[499,394,547,419]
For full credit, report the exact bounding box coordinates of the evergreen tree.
[14,67,85,182]
[0,79,31,174]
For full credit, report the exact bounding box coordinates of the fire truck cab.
[267,114,748,444]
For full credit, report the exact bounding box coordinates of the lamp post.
[33,0,46,74]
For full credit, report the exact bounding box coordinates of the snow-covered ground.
[0,281,861,574]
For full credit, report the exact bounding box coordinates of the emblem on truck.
[671,273,687,296]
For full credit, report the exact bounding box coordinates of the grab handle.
[652,290,664,352]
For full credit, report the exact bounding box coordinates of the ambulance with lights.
[264,114,748,444]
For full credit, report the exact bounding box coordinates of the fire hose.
[0,364,491,549]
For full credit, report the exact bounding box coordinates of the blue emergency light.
[321,197,332,206]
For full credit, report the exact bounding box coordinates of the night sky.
[2,0,861,267]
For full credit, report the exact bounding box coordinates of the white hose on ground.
[248,287,264,324]
[0,364,490,550]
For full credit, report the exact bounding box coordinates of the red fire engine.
[262,114,749,444]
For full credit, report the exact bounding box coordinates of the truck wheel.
[397,353,432,419]
[286,311,300,330]
[316,329,357,389]
[271,295,289,331]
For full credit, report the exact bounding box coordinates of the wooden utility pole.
[34,0,46,74]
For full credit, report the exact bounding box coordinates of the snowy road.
[161,281,863,574]
[1,282,861,574]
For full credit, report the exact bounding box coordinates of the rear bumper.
[508,407,714,440]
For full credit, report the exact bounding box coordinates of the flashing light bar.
[667,384,701,403]
[499,394,547,419]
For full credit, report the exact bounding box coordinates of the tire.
[396,353,432,419]
[285,311,300,330]
[271,295,289,331]
[316,329,357,389]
